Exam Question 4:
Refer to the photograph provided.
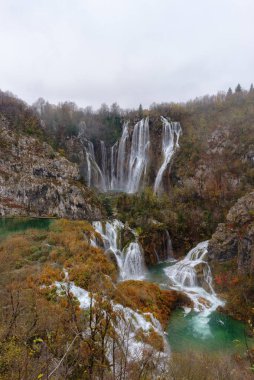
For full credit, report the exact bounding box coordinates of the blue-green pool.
[0,217,52,240]
[146,261,253,353]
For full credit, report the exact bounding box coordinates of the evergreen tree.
[138,104,143,119]
[226,87,233,97]
[250,83,254,93]
[235,83,242,93]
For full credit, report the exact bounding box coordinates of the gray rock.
[208,191,254,274]
[0,116,103,220]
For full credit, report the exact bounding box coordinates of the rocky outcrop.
[0,116,103,219]
[140,227,174,265]
[208,191,254,274]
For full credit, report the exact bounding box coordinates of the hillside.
[0,88,254,379]
[0,93,104,220]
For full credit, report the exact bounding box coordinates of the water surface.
[146,260,253,353]
[0,217,52,240]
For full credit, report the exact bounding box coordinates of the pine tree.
[235,83,242,93]
[226,87,233,97]
[138,104,143,119]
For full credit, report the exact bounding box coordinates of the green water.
[146,260,175,285]
[167,309,251,353]
[146,261,253,353]
[0,217,52,240]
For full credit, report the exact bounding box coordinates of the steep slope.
[0,115,103,219]
[208,191,254,320]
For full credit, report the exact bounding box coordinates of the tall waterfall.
[85,140,106,190]
[115,121,129,190]
[93,220,146,280]
[154,116,182,193]
[100,140,109,188]
[109,118,150,192]
[126,117,150,193]
[82,116,181,193]
[164,241,224,315]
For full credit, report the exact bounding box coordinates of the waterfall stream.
[92,220,146,280]
[154,116,182,193]
[88,219,245,353]
[83,116,180,193]
[115,121,129,190]
[126,117,150,193]
[92,220,222,316]
[164,241,224,315]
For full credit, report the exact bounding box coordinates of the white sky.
[0,0,253,108]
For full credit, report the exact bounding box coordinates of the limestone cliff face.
[208,191,254,274]
[0,116,103,219]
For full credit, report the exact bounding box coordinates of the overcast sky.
[0,0,253,109]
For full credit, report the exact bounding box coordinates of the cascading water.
[115,121,129,190]
[92,220,146,280]
[154,116,182,193]
[126,117,150,193]
[100,140,109,188]
[164,241,224,315]
[122,242,146,279]
[83,116,181,193]
[85,140,106,190]
[110,142,118,190]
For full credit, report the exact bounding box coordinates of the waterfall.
[100,140,109,188]
[108,117,150,192]
[122,242,146,279]
[154,116,182,193]
[92,220,146,280]
[164,241,224,315]
[126,117,150,193]
[110,142,118,190]
[86,151,92,187]
[85,141,106,191]
[115,121,129,190]
[83,116,181,193]
[165,230,174,260]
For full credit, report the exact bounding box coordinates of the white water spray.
[92,220,146,280]
[116,121,129,190]
[154,116,182,193]
[126,117,150,193]
[164,241,224,315]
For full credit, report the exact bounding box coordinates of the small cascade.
[122,242,146,279]
[92,220,146,280]
[165,230,174,260]
[154,116,182,193]
[126,117,150,193]
[164,241,224,315]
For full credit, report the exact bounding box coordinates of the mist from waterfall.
[92,220,146,280]
[154,116,182,193]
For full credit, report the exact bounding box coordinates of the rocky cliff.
[208,191,254,274]
[0,116,103,219]
[208,191,254,320]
